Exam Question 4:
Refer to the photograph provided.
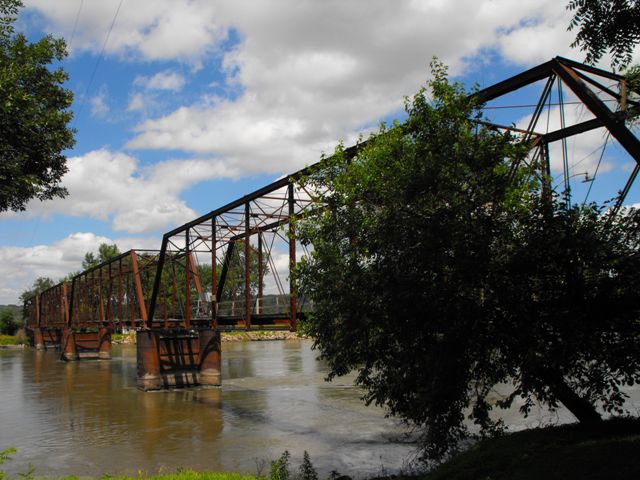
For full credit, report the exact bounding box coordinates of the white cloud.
[90,87,109,117]
[4,149,239,234]
[127,92,145,111]
[0,232,160,304]
[119,0,591,176]
[26,0,225,63]
[26,0,595,178]
[134,70,186,91]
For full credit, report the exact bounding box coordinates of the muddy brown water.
[0,340,415,478]
[2,340,639,478]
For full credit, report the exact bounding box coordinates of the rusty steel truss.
[21,57,640,386]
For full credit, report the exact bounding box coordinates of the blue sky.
[1,0,639,304]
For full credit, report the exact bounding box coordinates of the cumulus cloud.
[26,0,226,63]
[26,0,598,177]
[134,70,186,91]
[5,149,239,234]
[127,92,145,111]
[0,232,160,304]
[90,87,109,117]
[121,0,592,175]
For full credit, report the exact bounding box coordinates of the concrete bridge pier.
[61,328,78,361]
[98,327,112,360]
[198,329,221,386]
[33,327,45,351]
[136,330,162,390]
[136,328,221,391]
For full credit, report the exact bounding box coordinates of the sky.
[1,0,639,304]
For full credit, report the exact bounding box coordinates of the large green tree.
[568,0,640,70]
[296,61,640,461]
[0,0,74,212]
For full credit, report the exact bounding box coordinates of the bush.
[0,310,18,336]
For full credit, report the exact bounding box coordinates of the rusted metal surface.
[69,250,159,331]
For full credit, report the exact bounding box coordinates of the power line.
[72,0,125,127]
[68,0,84,48]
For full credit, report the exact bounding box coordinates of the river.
[0,340,414,478]
[2,340,639,478]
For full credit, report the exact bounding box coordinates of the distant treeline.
[0,305,22,321]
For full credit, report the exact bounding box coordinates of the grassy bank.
[423,417,640,480]
[1,419,639,479]
[0,334,17,346]
[95,472,257,480]
[0,331,28,347]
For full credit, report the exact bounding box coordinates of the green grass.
[0,335,17,346]
[423,417,640,480]
[96,471,257,480]
[111,331,136,343]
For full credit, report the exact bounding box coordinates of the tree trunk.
[541,369,602,424]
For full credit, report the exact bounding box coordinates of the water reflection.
[0,341,412,478]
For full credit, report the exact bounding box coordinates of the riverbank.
[112,330,305,344]
[3,419,638,479]
[0,333,27,348]
[422,416,640,479]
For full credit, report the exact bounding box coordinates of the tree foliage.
[296,60,640,461]
[0,0,74,212]
[81,243,121,270]
[567,0,640,70]
[19,276,54,304]
[0,309,17,335]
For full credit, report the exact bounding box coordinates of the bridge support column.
[98,327,112,360]
[198,328,221,386]
[137,330,162,390]
[61,328,78,361]
[33,328,45,351]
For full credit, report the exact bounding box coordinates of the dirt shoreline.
[112,331,308,345]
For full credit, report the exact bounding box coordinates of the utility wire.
[583,133,610,206]
[73,0,124,127]
[68,0,84,48]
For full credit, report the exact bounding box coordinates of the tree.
[296,61,640,461]
[0,0,74,212]
[81,243,121,270]
[19,276,54,304]
[0,309,17,335]
[567,0,640,70]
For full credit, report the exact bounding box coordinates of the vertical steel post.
[185,229,191,329]
[118,258,124,330]
[245,202,251,330]
[257,231,263,315]
[540,140,552,206]
[212,217,218,328]
[288,183,297,332]
[130,250,148,328]
[33,294,44,350]
[107,264,113,328]
[98,268,105,325]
